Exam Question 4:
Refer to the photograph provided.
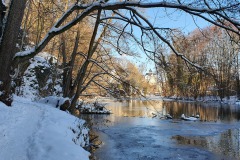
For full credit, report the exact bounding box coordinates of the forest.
[0,0,239,112]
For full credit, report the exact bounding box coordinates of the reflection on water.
[105,99,240,122]
[163,101,240,122]
[80,99,240,160]
[104,100,161,117]
[172,128,240,159]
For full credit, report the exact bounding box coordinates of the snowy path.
[0,97,89,160]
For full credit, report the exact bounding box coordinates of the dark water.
[81,98,240,160]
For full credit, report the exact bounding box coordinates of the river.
[81,98,240,160]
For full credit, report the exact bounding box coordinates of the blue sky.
[148,8,210,34]
[119,7,211,73]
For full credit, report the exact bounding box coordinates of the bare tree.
[0,0,239,106]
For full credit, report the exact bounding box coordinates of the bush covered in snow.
[16,52,62,100]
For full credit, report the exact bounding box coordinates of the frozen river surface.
[82,99,240,160]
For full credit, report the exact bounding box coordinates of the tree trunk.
[62,31,80,98]
[0,0,26,106]
[236,76,240,99]
[0,1,6,38]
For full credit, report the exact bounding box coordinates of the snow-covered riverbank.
[143,95,240,105]
[0,96,90,160]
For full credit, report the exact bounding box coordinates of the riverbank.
[0,96,90,160]
[93,95,240,105]
[147,95,240,105]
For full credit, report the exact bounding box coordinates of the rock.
[60,99,70,111]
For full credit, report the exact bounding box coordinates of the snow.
[79,101,111,114]
[0,96,90,160]
[236,101,240,105]
[39,96,70,109]
[15,48,35,57]
[1,0,5,6]
[16,52,62,100]
[181,114,199,121]
[146,95,240,105]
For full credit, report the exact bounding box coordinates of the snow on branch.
[13,0,239,65]
[1,0,6,6]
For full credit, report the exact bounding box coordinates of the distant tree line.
[156,25,240,100]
